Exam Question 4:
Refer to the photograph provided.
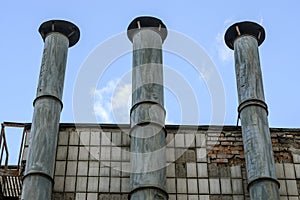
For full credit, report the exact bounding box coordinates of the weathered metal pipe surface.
[225,21,280,200]
[128,17,168,200]
[21,20,79,200]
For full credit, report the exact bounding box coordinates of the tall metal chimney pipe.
[127,16,168,199]
[22,20,80,200]
[225,21,280,200]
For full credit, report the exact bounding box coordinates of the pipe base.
[249,180,280,200]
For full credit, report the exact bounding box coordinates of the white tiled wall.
[22,127,299,200]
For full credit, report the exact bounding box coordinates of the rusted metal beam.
[17,127,26,172]
[0,125,9,170]
[21,20,79,200]
[225,21,280,200]
[2,122,26,128]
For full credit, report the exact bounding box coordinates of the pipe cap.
[224,21,265,50]
[39,20,80,47]
[127,16,167,43]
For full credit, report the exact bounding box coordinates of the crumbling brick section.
[272,129,300,163]
[207,128,300,165]
[207,130,245,166]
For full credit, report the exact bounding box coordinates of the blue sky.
[1,1,299,164]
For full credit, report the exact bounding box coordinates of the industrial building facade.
[1,123,299,199]
[19,124,299,199]
[0,16,299,200]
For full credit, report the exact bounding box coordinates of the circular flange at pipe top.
[127,16,168,43]
[39,20,80,47]
[224,21,265,50]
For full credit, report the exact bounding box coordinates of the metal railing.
[0,122,27,198]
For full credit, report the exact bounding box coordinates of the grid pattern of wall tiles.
[22,125,300,200]
[51,128,131,199]
[165,129,249,200]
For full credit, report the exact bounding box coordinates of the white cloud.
[258,15,264,25]
[224,18,233,26]
[215,32,233,62]
[93,79,131,123]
